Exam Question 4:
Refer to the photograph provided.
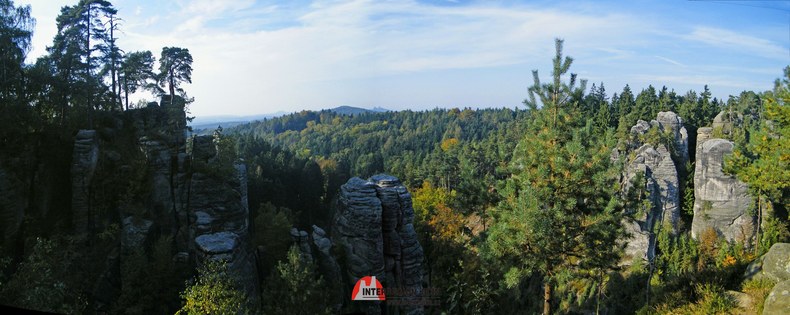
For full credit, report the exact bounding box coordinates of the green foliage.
[725,66,790,250]
[119,50,157,110]
[158,47,193,100]
[487,39,623,315]
[177,260,249,315]
[741,277,775,314]
[260,245,331,315]
[0,0,34,102]
[682,164,696,217]
[445,259,496,314]
[114,235,181,314]
[1,237,87,313]
[759,216,790,255]
[253,202,293,273]
[653,283,737,315]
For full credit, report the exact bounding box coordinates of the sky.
[15,0,790,118]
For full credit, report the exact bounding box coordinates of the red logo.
[351,276,385,301]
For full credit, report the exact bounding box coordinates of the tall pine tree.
[488,39,624,315]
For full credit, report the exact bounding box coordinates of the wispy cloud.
[685,26,788,60]
[655,55,686,67]
[15,0,789,116]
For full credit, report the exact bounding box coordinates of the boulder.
[763,243,790,283]
[763,279,790,315]
[691,138,755,243]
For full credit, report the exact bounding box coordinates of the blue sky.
[16,0,790,117]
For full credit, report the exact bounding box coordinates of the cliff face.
[69,99,259,310]
[332,175,425,315]
[188,137,259,307]
[71,130,100,236]
[619,111,687,262]
[691,127,755,242]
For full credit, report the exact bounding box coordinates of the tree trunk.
[756,193,762,253]
[109,17,119,109]
[123,75,129,110]
[169,70,175,104]
[544,281,552,315]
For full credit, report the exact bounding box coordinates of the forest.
[1,0,789,314]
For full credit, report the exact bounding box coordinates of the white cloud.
[685,26,788,60]
[13,0,788,116]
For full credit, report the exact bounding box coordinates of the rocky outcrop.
[743,244,790,315]
[334,175,424,315]
[121,216,153,254]
[745,243,790,283]
[290,225,344,311]
[656,111,689,165]
[71,102,260,312]
[622,144,681,261]
[691,129,755,243]
[72,130,100,235]
[619,112,687,263]
[188,135,259,307]
[764,280,790,315]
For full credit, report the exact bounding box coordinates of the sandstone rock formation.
[691,128,755,242]
[656,111,689,165]
[72,130,100,235]
[619,112,687,262]
[622,144,681,261]
[290,225,344,311]
[334,175,425,315]
[188,135,259,307]
[71,103,260,311]
[121,216,153,254]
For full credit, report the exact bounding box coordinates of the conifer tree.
[725,67,790,253]
[488,39,624,315]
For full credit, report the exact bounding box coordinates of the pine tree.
[724,67,790,253]
[488,39,624,315]
[260,245,331,314]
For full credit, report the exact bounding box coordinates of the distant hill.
[190,112,287,134]
[330,106,390,115]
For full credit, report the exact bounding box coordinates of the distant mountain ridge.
[191,106,391,134]
[330,106,390,115]
[190,112,287,131]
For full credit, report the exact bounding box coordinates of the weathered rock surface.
[763,243,790,282]
[691,136,755,242]
[619,112,687,263]
[72,130,100,235]
[656,111,689,165]
[622,144,681,261]
[334,175,424,315]
[188,135,258,307]
[764,279,790,315]
[74,105,260,312]
[121,216,153,254]
[290,225,344,311]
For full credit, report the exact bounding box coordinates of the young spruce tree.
[487,39,624,315]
